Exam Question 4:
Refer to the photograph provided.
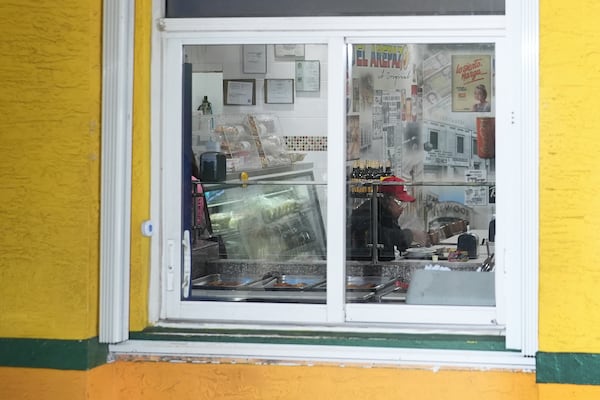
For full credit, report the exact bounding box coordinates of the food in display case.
[192,273,270,289]
[189,271,410,303]
[262,275,325,290]
[213,122,262,172]
[210,113,297,172]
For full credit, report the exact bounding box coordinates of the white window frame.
[102,1,539,367]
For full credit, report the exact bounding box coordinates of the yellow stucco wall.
[129,0,153,333]
[1,362,599,400]
[109,362,539,400]
[0,0,102,340]
[538,1,600,352]
[0,363,539,400]
[0,0,151,339]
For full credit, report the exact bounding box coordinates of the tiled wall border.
[284,136,327,152]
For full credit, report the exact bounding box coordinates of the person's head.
[474,84,488,102]
[427,92,438,104]
[379,176,416,219]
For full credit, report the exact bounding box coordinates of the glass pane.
[346,43,496,306]
[183,44,329,304]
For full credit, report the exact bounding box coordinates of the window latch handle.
[181,230,191,298]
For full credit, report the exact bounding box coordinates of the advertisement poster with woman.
[451,55,492,112]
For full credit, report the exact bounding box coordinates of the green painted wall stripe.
[0,337,108,370]
[537,352,600,385]
[3,332,598,385]
[131,327,509,351]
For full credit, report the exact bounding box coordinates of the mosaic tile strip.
[284,136,327,152]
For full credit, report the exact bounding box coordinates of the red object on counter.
[476,117,495,159]
[395,280,409,290]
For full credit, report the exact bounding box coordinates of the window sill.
[109,328,535,371]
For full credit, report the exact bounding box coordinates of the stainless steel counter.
[190,288,376,303]
[189,256,486,303]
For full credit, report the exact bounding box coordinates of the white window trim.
[99,0,135,344]
[102,1,539,367]
[112,340,536,371]
[156,28,503,325]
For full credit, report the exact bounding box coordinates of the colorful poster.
[451,55,492,112]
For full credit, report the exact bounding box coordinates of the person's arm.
[379,225,411,254]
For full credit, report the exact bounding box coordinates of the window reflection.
[345,43,496,306]
[183,44,329,303]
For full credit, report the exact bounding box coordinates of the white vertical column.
[518,0,540,357]
[503,0,539,356]
[99,0,135,343]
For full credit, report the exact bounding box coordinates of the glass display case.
[199,163,326,263]
[188,163,328,303]
[192,113,298,173]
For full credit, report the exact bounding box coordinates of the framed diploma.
[242,45,267,74]
[223,79,256,105]
[295,60,320,92]
[274,44,305,58]
[264,79,294,104]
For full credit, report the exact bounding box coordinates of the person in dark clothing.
[349,176,416,261]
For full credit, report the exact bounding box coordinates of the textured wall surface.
[129,0,153,332]
[112,362,537,400]
[538,1,600,352]
[0,362,537,400]
[0,1,102,339]
[0,364,116,400]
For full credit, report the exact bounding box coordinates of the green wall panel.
[537,352,600,385]
[0,337,108,371]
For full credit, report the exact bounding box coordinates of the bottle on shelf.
[198,96,213,115]
[357,160,366,193]
[350,160,360,195]
[376,161,384,179]
[384,160,392,177]
[349,159,396,196]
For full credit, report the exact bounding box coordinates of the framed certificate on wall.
[274,44,305,58]
[295,60,320,92]
[264,79,294,104]
[242,45,267,74]
[223,79,256,105]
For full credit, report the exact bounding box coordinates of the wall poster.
[451,55,492,112]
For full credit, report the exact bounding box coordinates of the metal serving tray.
[378,287,408,303]
[190,289,375,303]
[346,275,395,291]
[260,274,326,290]
[191,274,269,289]
[314,276,395,291]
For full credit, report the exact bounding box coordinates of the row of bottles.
[350,159,392,180]
[349,159,392,195]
